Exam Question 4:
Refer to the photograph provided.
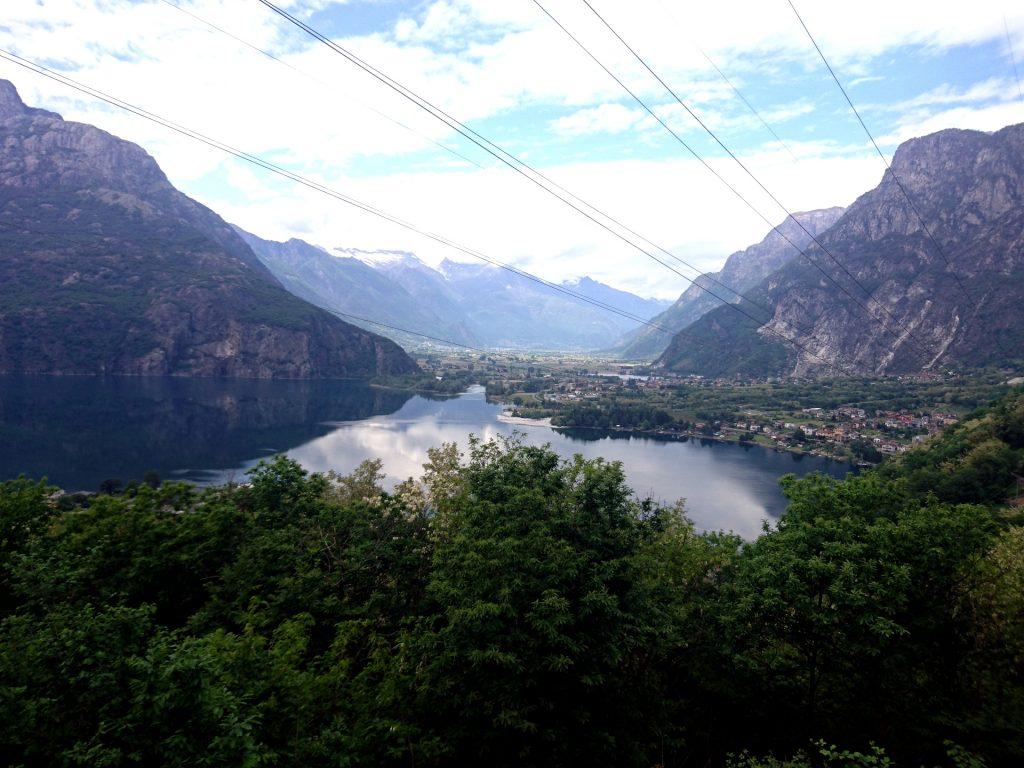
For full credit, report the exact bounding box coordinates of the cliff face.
[617,207,844,359]
[0,80,418,378]
[658,123,1024,376]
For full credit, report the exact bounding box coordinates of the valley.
[1,2,1023,764]
[412,350,1015,463]
[243,232,670,351]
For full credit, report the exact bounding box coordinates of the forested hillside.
[1,389,1021,766]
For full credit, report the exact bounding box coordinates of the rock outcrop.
[658,124,1024,376]
[617,207,844,359]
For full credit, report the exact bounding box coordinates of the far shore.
[496,411,553,428]
[496,404,858,466]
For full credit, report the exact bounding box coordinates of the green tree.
[712,471,999,763]
[402,437,709,766]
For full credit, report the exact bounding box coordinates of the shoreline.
[496,404,858,466]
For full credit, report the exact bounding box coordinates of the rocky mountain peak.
[0,79,60,121]
[824,123,1024,249]
[439,258,495,278]
[339,247,428,269]
[889,126,988,175]
[0,80,28,118]
[0,81,170,196]
[790,206,846,229]
[657,122,1024,377]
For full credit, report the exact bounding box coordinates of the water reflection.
[0,375,414,490]
[276,388,850,537]
[0,378,850,537]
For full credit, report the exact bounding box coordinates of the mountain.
[436,258,669,349]
[658,123,1024,377]
[615,207,844,359]
[0,79,417,379]
[561,276,670,321]
[339,249,471,341]
[238,233,478,347]
[253,246,669,351]
[430,259,629,349]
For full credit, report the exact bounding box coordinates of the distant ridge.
[245,241,670,350]
[239,233,479,347]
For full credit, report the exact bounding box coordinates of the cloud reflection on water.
[281,388,848,539]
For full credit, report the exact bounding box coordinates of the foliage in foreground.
[1,392,1022,767]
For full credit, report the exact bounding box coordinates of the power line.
[254,0,850,367]
[0,213,487,353]
[785,1,975,306]
[534,0,857,341]
[570,0,939,367]
[255,0,857,375]
[1006,14,1024,106]
[0,215,580,359]
[323,308,488,353]
[249,0,766,319]
[156,0,486,170]
[697,45,801,164]
[0,49,704,353]
[654,0,801,164]
[528,0,832,334]
[538,0,933,365]
[532,0,925,368]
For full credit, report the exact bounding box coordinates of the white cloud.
[863,77,1024,145]
[878,101,1024,146]
[0,0,1020,305]
[550,102,644,136]
[870,77,1018,112]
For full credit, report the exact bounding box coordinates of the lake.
[0,376,851,537]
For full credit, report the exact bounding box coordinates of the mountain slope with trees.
[0,79,417,378]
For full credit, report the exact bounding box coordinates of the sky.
[1,0,1023,299]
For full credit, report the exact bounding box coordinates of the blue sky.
[312,1,1023,172]
[1,0,1023,298]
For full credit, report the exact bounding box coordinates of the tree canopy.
[1,391,1022,767]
